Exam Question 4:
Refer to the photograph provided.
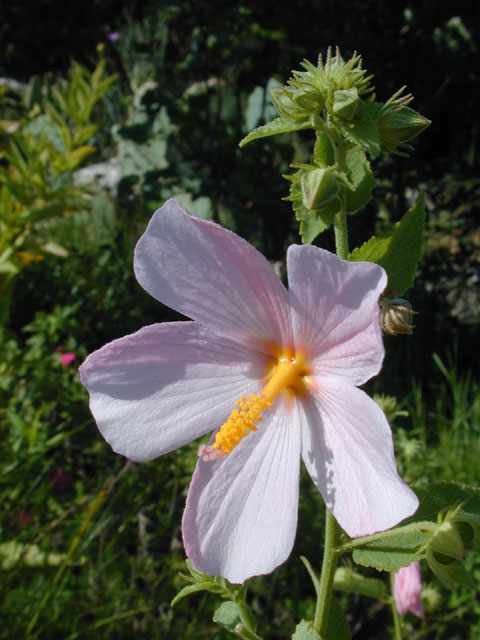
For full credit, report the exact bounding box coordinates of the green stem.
[313,507,339,634]
[333,205,349,259]
[390,572,403,640]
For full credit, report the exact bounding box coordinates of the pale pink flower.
[59,352,76,366]
[108,32,120,42]
[79,198,418,583]
[394,562,424,618]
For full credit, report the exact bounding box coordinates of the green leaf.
[336,104,380,156]
[213,601,241,631]
[292,620,322,640]
[324,597,352,640]
[290,178,339,243]
[349,194,425,294]
[352,530,430,572]
[170,583,210,607]
[239,117,310,147]
[344,146,376,214]
[333,567,386,600]
[413,482,480,524]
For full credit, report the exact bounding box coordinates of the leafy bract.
[349,194,425,294]
[344,146,376,214]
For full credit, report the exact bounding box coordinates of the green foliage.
[0,56,117,322]
[349,194,425,294]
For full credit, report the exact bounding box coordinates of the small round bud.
[380,297,416,335]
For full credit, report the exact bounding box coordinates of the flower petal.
[301,379,418,537]
[134,199,291,351]
[79,322,264,461]
[182,400,302,583]
[287,245,386,385]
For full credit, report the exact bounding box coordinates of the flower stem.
[390,572,403,640]
[333,205,349,260]
[313,509,339,634]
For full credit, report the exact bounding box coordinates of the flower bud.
[378,105,430,155]
[331,88,361,121]
[426,548,474,590]
[270,87,312,123]
[394,562,424,618]
[429,520,465,561]
[380,297,416,335]
[301,167,340,210]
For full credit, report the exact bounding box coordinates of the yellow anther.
[213,394,271,454]
[211,354,309,457]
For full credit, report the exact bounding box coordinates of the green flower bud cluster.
[425,505,479,589]
[270,47,374,128]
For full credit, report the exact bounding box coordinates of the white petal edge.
[79,322,264,461]
[301,379,418,537]
[134,199,292,351]
[287,245,386,385]
[182,398,302,583]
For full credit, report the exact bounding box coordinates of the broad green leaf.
[349,194,425,294]
[324,597,352,640]
[239,117,310,147]
[292,620,322,640]
[344,146,376,214]
[333,567,386,600]
[352,530,430,572]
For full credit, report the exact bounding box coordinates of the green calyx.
[375,87,431,155]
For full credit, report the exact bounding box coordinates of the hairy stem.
[313,509,339,634]
[390,572,403,640]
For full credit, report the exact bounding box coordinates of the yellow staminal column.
[198,354,308,462]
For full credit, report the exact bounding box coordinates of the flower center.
[198,353,309,462]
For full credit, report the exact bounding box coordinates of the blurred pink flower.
[51,469,72,491]
[108,32,120,42]
[394,562,424,618]
[59,352,76,366]
[80,199,418,583]
[11,512,33,528]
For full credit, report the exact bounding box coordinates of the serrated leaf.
[239,117,310,147]
[325,597,352,640]
[349,194,425,294]
[344,146,376,214]
[352,530,430,572]
[292,620,322,640]
[291,179,339,243]
[333,567,386,600]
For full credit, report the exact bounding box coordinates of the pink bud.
[394,561,424,618]
[59,352,76,366]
